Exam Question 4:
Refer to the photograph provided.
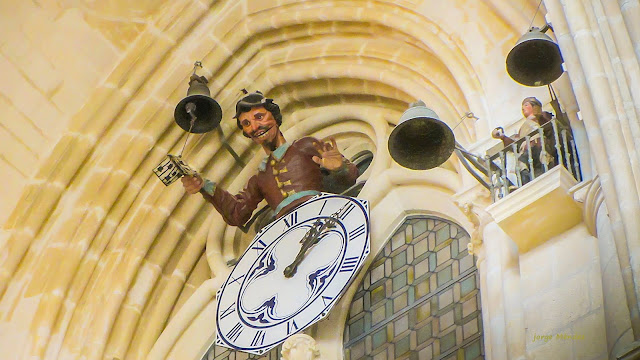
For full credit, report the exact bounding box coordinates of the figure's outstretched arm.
[182,174,263,227]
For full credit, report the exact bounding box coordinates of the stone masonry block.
[151,0,191,31]
[43,9,118,73]
[0,125,38,176]
[0,96,48,151]
[526,332,574,360]
[0,0,33,37]
[523,271,591,335]
[20,5,58,47]
[587,265,605,311]
[571,310,607,360]
[268,9,306,30]
[551,225,598,282]
[0,157,26,227]
[485,268,506,309]
[519,248,554,298]
[246,0,276,15]
[0,33,63,95]
[0,53,64,136]
[211,3,244,40]
[66,86,117,131]
[601,256,633,348]
[84,16,146,51]
[51,80,94,117]
[521,271,553,302]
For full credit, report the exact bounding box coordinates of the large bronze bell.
[506,26,564,87]
[174,73,222,133]
[388,101,455,170]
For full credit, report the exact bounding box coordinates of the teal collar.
[258,142,291,172]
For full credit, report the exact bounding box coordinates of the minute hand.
[283,202,351,278]
[283,217,338,278]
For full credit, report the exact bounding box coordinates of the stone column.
[478,222,525,360]
[544,0,640,338]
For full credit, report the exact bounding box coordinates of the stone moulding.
[486,166,583,253]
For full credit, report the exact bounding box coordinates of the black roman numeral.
[283,211,298,228]
[340,256,359,272]
[348,224,366,240]
[286,319,299,334]
[251,330,266,347]
[227,322,243,341]
[229,274,245,285]
[251,239,267,254]
[338,202,356,220]
[318,200,328,215]
[219,302,236,319]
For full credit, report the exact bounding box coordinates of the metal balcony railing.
[486,118,582,202]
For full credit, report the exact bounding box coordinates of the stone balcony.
[486,166,583,253]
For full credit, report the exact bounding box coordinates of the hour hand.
[283,218,337,278]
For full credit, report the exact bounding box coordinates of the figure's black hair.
[234,91,282,135]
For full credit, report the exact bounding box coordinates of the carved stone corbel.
[454,200,493,256]
[579,176,604,236]
[281,334,321,360]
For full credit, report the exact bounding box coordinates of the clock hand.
[283,203,349,278]
[284,219,331,277]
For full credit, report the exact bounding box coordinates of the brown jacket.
[201,137,359,226]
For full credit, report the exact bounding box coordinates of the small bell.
[506,25,564,87]
[388,101,455,170]
[174,62,222,133]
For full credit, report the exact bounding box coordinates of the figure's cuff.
[331,157,350,176]
[199,179,216,197]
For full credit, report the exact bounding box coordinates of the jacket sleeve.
[327,157,359,188]
[200,175,264,227]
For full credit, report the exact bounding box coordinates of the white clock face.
[215,193,370,355]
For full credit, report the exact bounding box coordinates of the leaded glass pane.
[392,272,407,292]
[344,216,484,359]
[437,265,452,286]
[392,251,407,271]
[371,283,385,305]
[373,328,388,349]
[201,344,282,360]
[394,292,408,312]
[395,335,411,357]
[465,338,483,360]
[413,219,428,237]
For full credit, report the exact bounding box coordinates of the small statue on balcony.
[491,97,555,186]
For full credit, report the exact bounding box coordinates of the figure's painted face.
[238,106,280,148]
[522,102,534,117]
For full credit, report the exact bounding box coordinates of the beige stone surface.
[520,225,607,359]
[0,0,637,359]
[487,166,583,253]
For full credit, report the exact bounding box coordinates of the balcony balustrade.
[486,118,582,202]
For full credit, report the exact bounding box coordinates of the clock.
[214,193,370,355]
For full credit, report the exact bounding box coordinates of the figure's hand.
[312,137,345,171]
[181,174,204,194]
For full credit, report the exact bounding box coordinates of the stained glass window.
[343,216,484,359]
[201,344,282,360]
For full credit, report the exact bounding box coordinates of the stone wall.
[0,2,126,225]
